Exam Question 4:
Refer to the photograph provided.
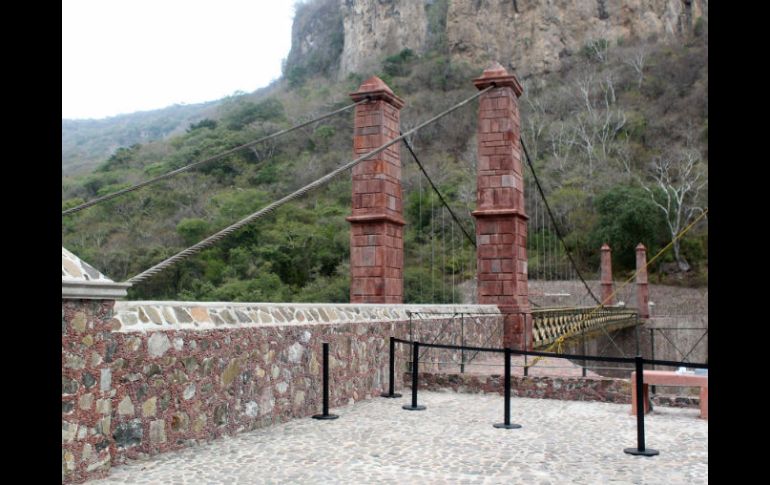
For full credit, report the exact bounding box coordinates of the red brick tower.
[635,243,650,318]
[471,63,532,349]
[600,243,615,306]
[347,76,406,303]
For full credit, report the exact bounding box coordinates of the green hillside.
[62,31,707,302]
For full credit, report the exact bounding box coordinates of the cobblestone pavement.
[90,391,708,484]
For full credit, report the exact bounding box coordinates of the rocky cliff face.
[444,0,707,76]
[287,0,707,81]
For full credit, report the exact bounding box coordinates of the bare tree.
[571,72,626,177]
[625,44,648,88]
[549,121,575,174]
[523,96,548,162]
[613,137,635,183]
[595,75,626,163]
[640,149,707,272]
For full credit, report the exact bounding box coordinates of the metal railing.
[532,306,638,348]
[648,327,708,394]
[383,336,707,457]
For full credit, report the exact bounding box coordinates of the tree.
[625,44,648,88]
[571,70,627,179]
[640,149,706,272]
[590,185,668,271]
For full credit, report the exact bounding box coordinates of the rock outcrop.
[286,0,707,80]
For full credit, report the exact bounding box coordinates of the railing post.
[635,315,641,356]
[650,328,656,395]
[403,342,426,411]
[381,337,402,398]
[313,342,339,420]
[494,348,521,429]
[582,322,587,377]
[624,356,658,456]
[460,314,465,373]
[524,314,531,377]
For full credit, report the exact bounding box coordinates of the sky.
[62,0,295,120]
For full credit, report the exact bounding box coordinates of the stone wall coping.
[62,280,131,300]
[112,302,501,333]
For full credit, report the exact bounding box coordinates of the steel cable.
[126,87,493,284]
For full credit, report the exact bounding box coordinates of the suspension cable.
[126,86,494,284]
[404,130,540,307]
[401,136,477,248]
[520,137,602,305]
[62,99,367,216]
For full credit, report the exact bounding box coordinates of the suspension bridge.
[62,62,709,484]
[63,63,680,357]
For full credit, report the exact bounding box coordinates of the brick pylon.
[471,63,532,350]
[600,243,615,306]
[635,243,650,318]
[347,76,406,303]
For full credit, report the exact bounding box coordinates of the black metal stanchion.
[402,342,426,411]
[381,337,402,398]
[494,348,521,429]
[624,355,658,456]
[313,342,339,420]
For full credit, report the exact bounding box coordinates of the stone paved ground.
[90,391,707,484]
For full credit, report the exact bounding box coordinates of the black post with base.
[402,342,426,411]
[494,348,521,429]
[623,356,658,456]
[381,336,402,398]
[313,342,339,420]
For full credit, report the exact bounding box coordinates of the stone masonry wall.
[62,301,501,483]
[62,300,120,483]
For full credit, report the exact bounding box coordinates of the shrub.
[383,48,416,77]
[580,39,610,63]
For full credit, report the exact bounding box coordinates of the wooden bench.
[630,370,708,419]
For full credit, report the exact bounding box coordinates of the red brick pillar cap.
[636,243,647,252]
[601,243,611,251]
[473,61,523,97]
[349,75,405,109]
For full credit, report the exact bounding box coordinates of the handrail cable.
[62,99,367,216]
[125,86,493,284]
[392,336,708,368]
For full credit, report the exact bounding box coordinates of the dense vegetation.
[62,10,707,303]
